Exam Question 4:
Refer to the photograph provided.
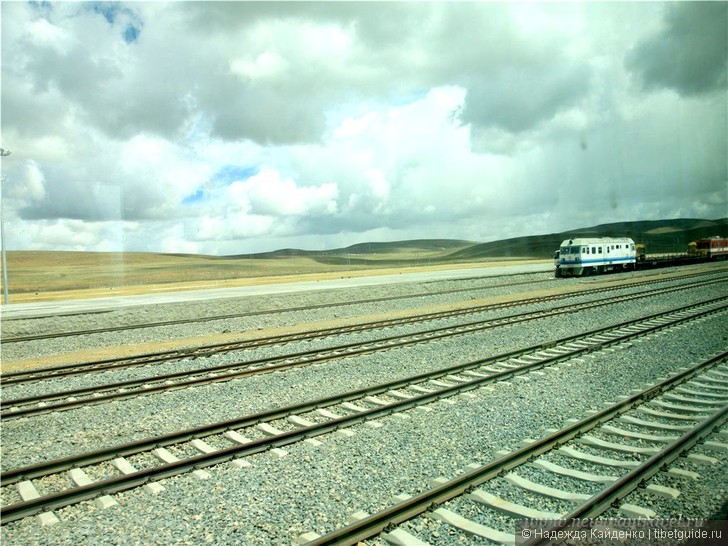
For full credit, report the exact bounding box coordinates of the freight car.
[689,238,728,260]
[554,237,636,277]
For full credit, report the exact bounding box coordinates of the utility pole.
[1,148,11,304]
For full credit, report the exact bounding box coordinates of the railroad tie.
[684,383,728,397]
[530,459,617,484]
[190,439,218,454]
[152,448,211,479]
[702,377,728,388]
[618,503,658,519]
[690,380,728,391]
[341,401,368,413]
[576,435,660,455]
[637,406,707,421]
[701,441,728,453]
[650,399,718,414]
[616,414,692,431]
[468,488,564,519]
[286,415,324,446]
[666,468,701,480]
[363,395,390,406]
[504,472,591,501]
[430,508,515,545]
[315,407,356,437]
[68,468,119,509]
[16,481,60,526]
[222,431,253,468]
[315,408,342,419]
[599,424,678,443]
[686,453,719,466]
[409,385,435,394]
[664,392,728,405]
[254,424,289,457]
[557,446,640,468]
[381,527,431,546]
[346,509,369,523]
[112,457,165,494]
[386,389,415,399]
[293,532,321,545]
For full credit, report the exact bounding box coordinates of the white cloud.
[234,170,339,217]
[26,17,73,53]
[15,161,46,201]
[1,1,725,255]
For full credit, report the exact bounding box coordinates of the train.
[554,236,727,278]
[688,238,728,259]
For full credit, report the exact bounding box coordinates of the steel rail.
[300,351,728,546]
[2,268,722,353]
[0,281,613,383]
[0,274,555,342]
[3,283,726,419]
[3,343,724,527]
[4,271,722,385]
[2,303,725,492]
[523,409,728,546]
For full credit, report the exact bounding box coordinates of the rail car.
[555,237,636,277]
[688,238,728,260]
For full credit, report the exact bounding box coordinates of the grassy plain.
[0,249,544,304]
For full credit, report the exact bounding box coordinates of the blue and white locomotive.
[555,237,636,277]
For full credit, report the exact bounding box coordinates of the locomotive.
[688,238,728,259]
[554,237,636,277]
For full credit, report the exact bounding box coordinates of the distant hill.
[448,218,728,260]
[225,217,727,264]
[225,239,475,262]
[6,218,726,300]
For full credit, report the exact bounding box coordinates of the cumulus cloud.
[626,2,728,96]
[1,1,726,254]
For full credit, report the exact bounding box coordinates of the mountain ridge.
[225,217,727,262]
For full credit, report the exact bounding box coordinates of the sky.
[1,1,726,255]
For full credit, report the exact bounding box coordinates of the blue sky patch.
[87,2,142,43]
[182,189,206,205]
[89,2,122,24]
[123,24,141,44]
[213,165,259,186]
[390,89,429,106]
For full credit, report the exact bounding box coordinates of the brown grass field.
[0,250,546,304]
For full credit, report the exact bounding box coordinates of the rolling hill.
[225,218,727,264]
[445,217,728,261]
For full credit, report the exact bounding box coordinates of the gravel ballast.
[2,265,727,545]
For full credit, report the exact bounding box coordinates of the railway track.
[5,270,725,387]
[1,302,725,525]
[298,352,728,545]
[2,276,726,419]
[1,269,722,347]
[0,275,555,343]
